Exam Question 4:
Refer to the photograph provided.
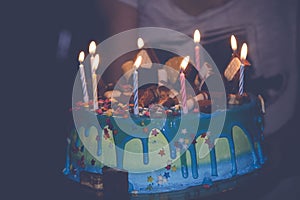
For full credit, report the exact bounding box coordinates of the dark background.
[3,0,300,199]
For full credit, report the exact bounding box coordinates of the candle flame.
[231,35,237,51]
[92,54,100,71]
[180,56,190,71]
[78,51,85,63]
[137,37,144,49]
[89,41,96,55]
[240,43,248,61]
[194,29,201,43]
[134,55,142,70]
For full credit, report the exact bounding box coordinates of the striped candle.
[133,70,139,115]
[180,56,190,114]
[239,43,248,96]
[91,54,100,110]
[92,73,99,110]
[78,51,89,104]
[238,64,244,95]
[133,56,142,115]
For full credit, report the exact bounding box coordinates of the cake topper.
[136,37,153,69]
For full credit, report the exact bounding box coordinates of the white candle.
[133,56,142,115]
[239,43,248,95]
[180,56,190,114]
[194,30,201,73]
[92,54,100,110]
[78,51,89,104]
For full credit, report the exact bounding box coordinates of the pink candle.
[180,56,190,114]
[194,30,201,73]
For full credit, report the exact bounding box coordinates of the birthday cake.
[63,35,266,195]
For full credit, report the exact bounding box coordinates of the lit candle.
[180,56,190,114]
[92,54,100,110]
[78,51,89,104]
[231,35,238,57]
[133,56,142,115]
[194,30,201,73]
[239,43,248,95]
[137,37,144,49]
[89,41,96,73]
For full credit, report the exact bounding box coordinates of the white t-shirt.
[119,0,298,135]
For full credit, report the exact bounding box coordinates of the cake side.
[64,95,265,194]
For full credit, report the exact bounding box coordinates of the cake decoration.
[225,57,241,81]
[136,37,153,69]
[65,28,266,196]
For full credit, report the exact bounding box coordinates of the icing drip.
[209,147,218,176]
[227,135,237,175]
[141,138,149,164]
[84,127,90,137]
[180,152,188,178]
[188,143,199,179]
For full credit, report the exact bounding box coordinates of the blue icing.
[65,96,266,194]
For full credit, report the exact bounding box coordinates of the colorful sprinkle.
[106,109,113,117]
[178,138,184,144]
[147,176,153,182]
[151,129,159,136]
[184,139,189,144]
[96,109,103,115]
[157,175,163,185]
[158,149,165,157]
[165,164,171,170]
[205,138,214,149]
[181,129,188,135]
[96,135,101,141]
[104,128,110,140]
[171,165,177,172]
[143,127,149,133]
[146,184,153,191]
[163,172,170,179]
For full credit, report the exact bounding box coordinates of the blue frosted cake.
[63,78,265,194]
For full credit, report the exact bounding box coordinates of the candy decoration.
[224,57,242,81]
